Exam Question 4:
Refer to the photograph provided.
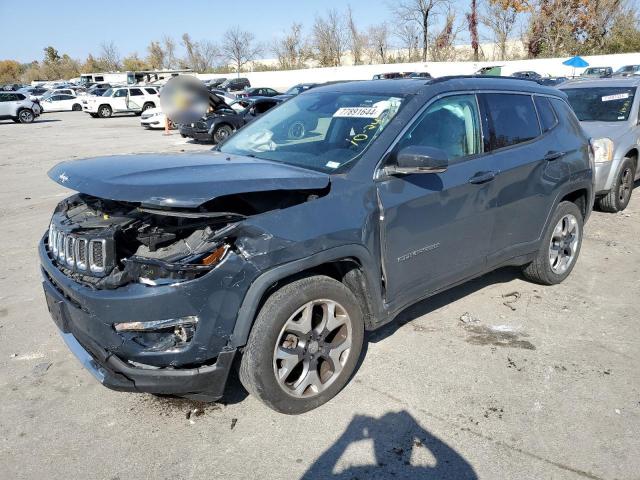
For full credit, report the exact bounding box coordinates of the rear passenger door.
[478,92,567,263]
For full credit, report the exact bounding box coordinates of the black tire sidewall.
[18,109,34,123]
[214,125,232,143]
[614,158,634,211]
[539,201,584,284]
[241,276,364,414]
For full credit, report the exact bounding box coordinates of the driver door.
[377,94,499,305]
[111,89,128,111]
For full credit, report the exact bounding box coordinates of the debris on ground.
[502,291,521,311]
[10,353,18,358]
[32,362,52,377]
[230,418,238,430]
[186,407,205,423]
[459,312,480,324]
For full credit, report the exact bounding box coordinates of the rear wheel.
[142,102,154,112]
[522,201,583,285]
[596,158,635,213]
[17,109,34,123]
[72,103,82,111]
[213,124,233,144]
[239,276,364,414]
[98,105,112,118]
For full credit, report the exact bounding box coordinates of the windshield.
[219,91,404,173]
[564,87,636,122]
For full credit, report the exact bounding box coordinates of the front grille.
[47,223,113,277]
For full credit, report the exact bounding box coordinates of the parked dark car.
[236,87,281,98]
[41,77,593,414]
[512,71,542,79]
[581,67,613,78]
[536,77,568,87]
[1,83,25,91]
[179,96,281,143]
[205,78,227,88]
[612,65,640,77]
[276,83,319,100]
[219,77,251,92]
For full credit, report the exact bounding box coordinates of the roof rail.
[429,75,538,84]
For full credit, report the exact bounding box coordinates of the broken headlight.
[126,243,230,286]
[114,316,198,351]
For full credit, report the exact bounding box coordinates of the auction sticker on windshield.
[602,93,630,102]
[333,106,386,118]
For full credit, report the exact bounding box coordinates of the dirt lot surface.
[1,112,639,480]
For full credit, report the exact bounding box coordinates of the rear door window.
[129,88,144,96]
[533,96,558,132]
[482,93,541,150]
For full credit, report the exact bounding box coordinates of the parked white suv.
[0,91,42,123]
[82,86,159,118]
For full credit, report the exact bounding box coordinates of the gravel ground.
[1,112,639,480]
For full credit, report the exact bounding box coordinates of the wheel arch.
[230,245,383,348]
[560,188,589,219]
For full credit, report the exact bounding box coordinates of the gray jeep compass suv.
[40,77,594,413]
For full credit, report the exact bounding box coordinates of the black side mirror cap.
[384,145,449,176]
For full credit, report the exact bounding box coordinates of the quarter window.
[534,96,558,132]
[397,94,482,162]
[144,88,157,94]
[483,93,541,150]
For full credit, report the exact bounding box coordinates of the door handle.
[468,171,497,184]
[544,151,564,161]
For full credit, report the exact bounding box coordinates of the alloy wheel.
[19,110,33,123]
[548,214,580,274]
[273,299,353,398]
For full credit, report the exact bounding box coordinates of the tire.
[213,124,233,144]
[595,157,635,213]
[239,275,365,414]
[17,109,34,124]
[142,102,154,112]
[89,113,98,118]
[97,105,112,118]
[72,103,82,111]
[522,201,584,285]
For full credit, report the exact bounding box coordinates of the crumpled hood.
[579,122,632,143]
[48,152,330,208]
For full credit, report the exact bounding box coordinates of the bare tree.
[179,34,221,72]
[395,22,421,61]
[273,23,310,70]
[222,26,262,74]
[467,0,479,61]
[162,35,177,69]
[99,41,120,70]
[346,6,366,65]
[146,41,165,69]
[311,9,347,67]
[481,0,523,60]
[367,23,392,64]
[392,0,451,61]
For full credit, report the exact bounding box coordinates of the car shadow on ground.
[369,266,523,344]
[0,119,61,124]
[300,410,478,479]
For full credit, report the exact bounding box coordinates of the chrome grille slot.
[65,235,76,268]
[89,239,106,273]
[75,238,88,270]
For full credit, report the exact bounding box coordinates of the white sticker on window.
[333,105,385,118]
[325,161,341,169]
[602,93,630,102]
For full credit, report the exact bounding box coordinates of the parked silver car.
[0,91,42,123]
[561,78,640,212]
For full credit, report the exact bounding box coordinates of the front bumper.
[179,126,212,141]
[39,235,254,399]
[594,162,614,194]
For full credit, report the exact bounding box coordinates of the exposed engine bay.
[47,188,328,290]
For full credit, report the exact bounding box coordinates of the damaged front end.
[47,193,238,290]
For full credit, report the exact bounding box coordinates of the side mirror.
[384,145,449,176]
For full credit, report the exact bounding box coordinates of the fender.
[229,244,382,347]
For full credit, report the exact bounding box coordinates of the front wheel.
[522,201,583,285]
[98,105,112,118]
[239,276,364,414]
[213,124,233,144]
[596,158,635,213]
[72,103,82,111]
[17,109,34,123]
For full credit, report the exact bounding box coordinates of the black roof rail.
[428,75,538,84]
